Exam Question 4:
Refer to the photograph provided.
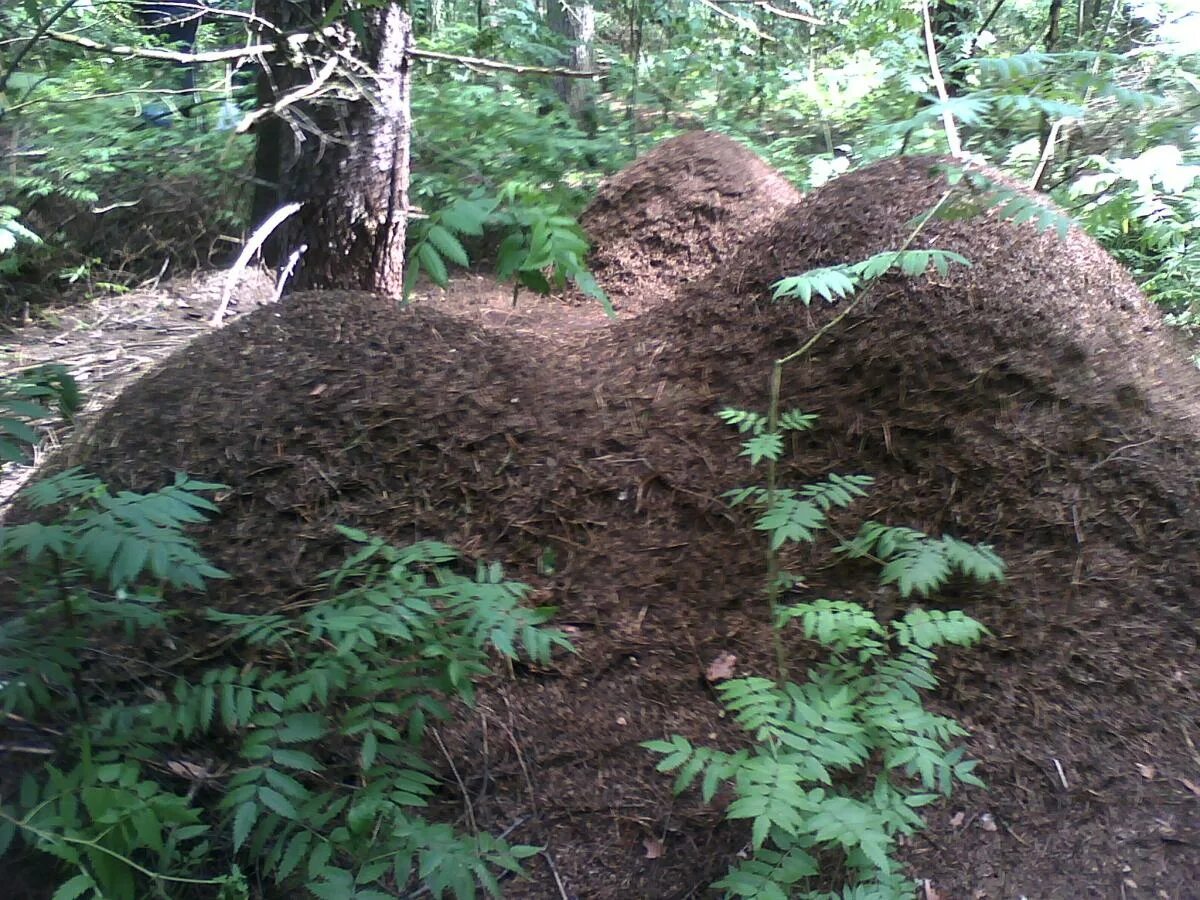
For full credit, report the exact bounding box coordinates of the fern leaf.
[719,408,768,435]
[778,599,885,653]
[415,242,449,286]
[424,225,470,268]
[880,541,950,598]
[772,266,858,304]
[741,433,784,465]
[973,50,1055,80]
[438,197,493,236]
[755,495,825,548]
[778,409,818,432]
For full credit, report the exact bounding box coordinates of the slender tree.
[546,0,597,133]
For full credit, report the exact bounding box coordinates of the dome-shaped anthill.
[582,130,800,312]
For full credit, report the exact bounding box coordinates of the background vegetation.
[1,0,1197,336]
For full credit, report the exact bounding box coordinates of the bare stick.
[235,56,339,133]
[432,730,478,836]
[692,0,776,40]
[921,0,963,157]
[45,28,283,65]
[407,47,599,77]
[272,245,306,303]
[1029,0,1121,190]
[211,202,302,327]
[969,0,1009,56]
[1029,118,1064,189]
[43,30,600,80]
[710,0,825,25]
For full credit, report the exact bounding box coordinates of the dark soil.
[9,135,1200,898]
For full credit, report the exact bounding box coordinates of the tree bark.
[251,3,413,300]
[546,0,596,132]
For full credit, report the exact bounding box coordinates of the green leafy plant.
[0,205,42,268]
[405,194,496,292]
[405,185,612,315]
[1069,145,1200,329]
[772,248,971,305]
[645,407,997,899]
[0,469,236,899]
[645,235,1000,897]
[932,168,1075,240]
[1,475,573,898]
[492,182,612,313]
[0,363,80,462]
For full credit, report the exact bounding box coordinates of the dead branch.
[921,0,964,157]
[44,28,286,64]
[407,48,599,78]
[40,30,600,80]
[709,0,824,26]
[211,202,301,328]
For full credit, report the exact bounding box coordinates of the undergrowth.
[0,438,571,898]
[645,242,1005,899]
[645,408,997,899]
[405,184,611,314]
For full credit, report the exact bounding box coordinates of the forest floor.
[5,132,1200,899]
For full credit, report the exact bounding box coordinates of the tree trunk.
[546,0,596,132]
[251,3,413,300]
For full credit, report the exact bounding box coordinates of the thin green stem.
[0,809,230,887]
[762,189,955,684]
[765,362,787,685]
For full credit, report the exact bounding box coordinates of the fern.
[1,474,570,898]
[0,364,80,463]
[839,521,1005,598]
[646,408,1000,898]
[404,194,495,294]
[773,249,970,305]
[969,50,1056,80]
[937,167,1075,239]
[772,266,858,304]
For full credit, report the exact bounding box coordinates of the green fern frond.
[755,493,826,548]
[799,473,873,511]
[778,410,819,432]
[842,521,1005,597]
[713,845,819,897]
[892,608,989,650]
[775,599,885,655]
[971,50,1056,80]
[772,265,858,304]
[741,432,785,465]
[937,169,1075,239]
[424,225,469,267]
[719,408,769,435]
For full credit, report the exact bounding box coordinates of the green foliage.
[492,182,612,313]
[406,195,495,292]
[0,205,42,264]
[839,522,1006,599]
[645,408,997,898]
[0,5,252,293]
[1,477,571,897]
[0,364,80,462]
[1068,145,1200,331]
[772,250,971,305]
[936,168,1075,240]
[406,187,612,314]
